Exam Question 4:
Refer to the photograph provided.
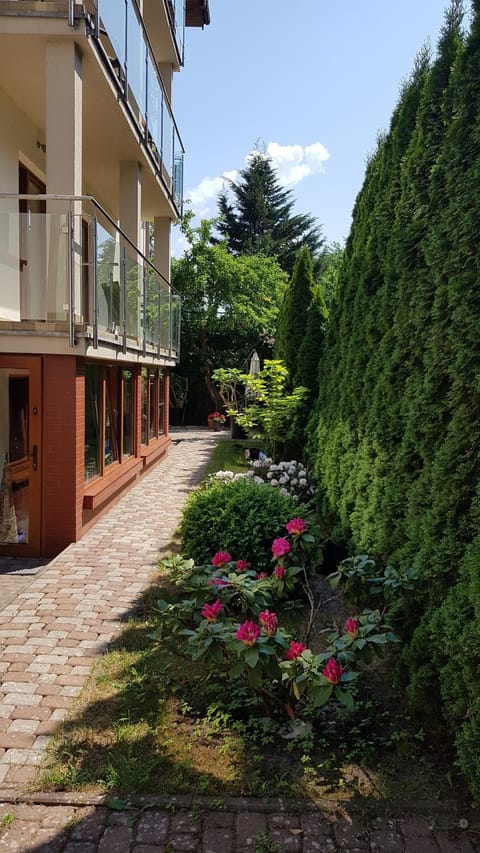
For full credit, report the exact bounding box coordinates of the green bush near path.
[180,477,299,573]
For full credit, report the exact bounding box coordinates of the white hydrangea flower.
[270,478,279,486]
[299,478,307,486]
[254,476,265,484]
[279,487,289,495]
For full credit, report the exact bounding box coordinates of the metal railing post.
[122,245,127,354]
[142,263,147,357]
[68,208,76,347]
[93,216,99,349]
[68,0,75,27]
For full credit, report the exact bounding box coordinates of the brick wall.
[42,355,82,555]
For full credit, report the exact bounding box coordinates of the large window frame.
[84,363,136,483]
[141,367,165,447]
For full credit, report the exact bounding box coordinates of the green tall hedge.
[309,1,480,796]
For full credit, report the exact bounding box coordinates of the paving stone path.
[0,430,478,851]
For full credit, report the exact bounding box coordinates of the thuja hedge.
[307,2,480,797]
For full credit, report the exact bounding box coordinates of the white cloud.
[182,141,330,227]
[265,141,330,186]
[185,170,238,217]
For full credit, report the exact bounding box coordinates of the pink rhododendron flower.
[259,610,278,635]
[345,617,360,636]
[235,559,250,572]
[286,517,307,536]
[286,641,307,660]
[256,572,268,580]
[322,658,344,684]
[211,551,232,567]
[271,538,291,558]
[201,600,224,622]
[236,621,261,646]
[274,565,285,579]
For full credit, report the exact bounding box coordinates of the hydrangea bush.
[208,458,316,505]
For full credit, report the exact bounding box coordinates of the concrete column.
[45,42,83,322]
[46,42,82,196]
[153,216,171,282]
[119,161,142,247]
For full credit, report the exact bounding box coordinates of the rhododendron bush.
[152,516,405,721]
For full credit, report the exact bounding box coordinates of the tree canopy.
[215,150,325,275]
[171,217,288,420]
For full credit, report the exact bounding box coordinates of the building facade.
[0,0,209,557]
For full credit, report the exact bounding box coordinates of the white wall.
[0,88,45,321]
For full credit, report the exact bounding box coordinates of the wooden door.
[0,357,42,555]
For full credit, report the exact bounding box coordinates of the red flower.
[236,621,261,646]
[345,617,360,636]
[286,517,307,536]
[286,641,307,660]
[259,610,278,635]
[211,551,232,568]
[274,565,285,579]
[271,538,291,558]
[235,559,250,572]
[256,572,268,580]
[201,600,224,622]
[322,658,344,684]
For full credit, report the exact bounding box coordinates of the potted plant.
[207,411,226,431]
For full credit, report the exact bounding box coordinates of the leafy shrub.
[179,477,299,572]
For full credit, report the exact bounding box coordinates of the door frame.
[0,355,42,556]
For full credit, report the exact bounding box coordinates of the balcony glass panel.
[162,109,173,180]
[146,54,163,166]
[145,266,159,350]
[96,223,121,335]
[173,136,184,209]
[98,0,126,68]
[126,0,147,116]
[0,211,69,323]
[124,242,142,343]
[171,293,181,356]
[159,283,171,351]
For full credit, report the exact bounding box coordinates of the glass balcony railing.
[0,195,181,362]
[0,0,185,212]
[93,0,185,210]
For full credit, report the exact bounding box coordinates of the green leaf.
[334,688,354,711]
[340,670,358,682]
[244,647,259,668]
[310,684,333,708]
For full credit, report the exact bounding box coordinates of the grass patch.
[33,441,475,816]
[201,439,264,479]
[35,568,469,812]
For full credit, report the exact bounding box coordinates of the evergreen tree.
[275,246,316,381]
[216,150,324,275]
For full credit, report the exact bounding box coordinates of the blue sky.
[173,0,471,254]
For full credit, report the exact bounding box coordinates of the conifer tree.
[216,150,324,275]
[275,246,316,381]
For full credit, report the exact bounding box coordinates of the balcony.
[0,195,181,364]
[0,0,185,213]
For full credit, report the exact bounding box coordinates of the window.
[141,367,164,445]
[84,363,136,481]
